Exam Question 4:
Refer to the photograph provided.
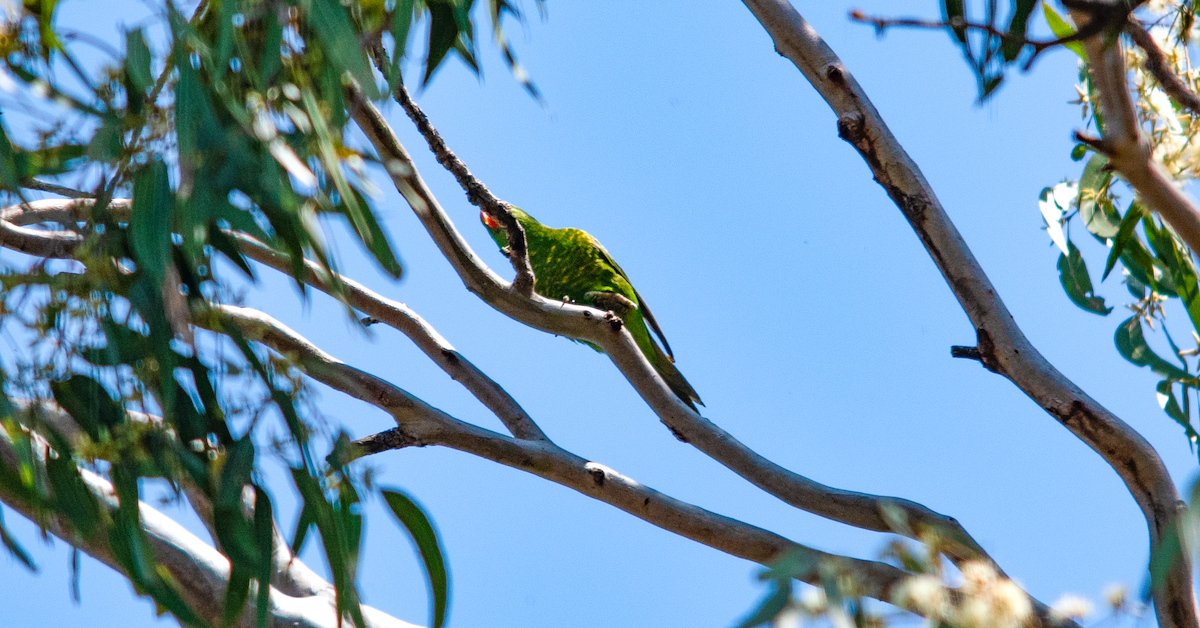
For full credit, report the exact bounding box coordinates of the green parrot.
[481,208,703,410]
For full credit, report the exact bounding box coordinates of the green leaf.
[1003,0,1038,61]
[0,507,35,572]
[130,160,175,284]
[734,581,792,628]
[757,546,816,582]
[1070,144,1089,161]
[1078,154,1119,239]
[46,451,105,540]
[382,489,449,628]
[207,223,256,280]
[1156,380,1200,443]
[308,0,381,99]
[1143,215,1200,335]
[253,487,274,628]
[50,375,124,442]
[425,2,463,85]
[1104,201,1145,280]
[14,144,88,178]
[344,188,403,278]
[1043,3,1086,58]
[1058,241,1111,315]
[942,0,967,42]
[0,121,22,191]
[125,29,154,92]
[87,116,123,162]
[1115,316,1194,382]
[388,0,416,89]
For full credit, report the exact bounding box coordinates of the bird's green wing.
[588,238,676,361]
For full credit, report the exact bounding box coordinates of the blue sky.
[1,1,1195,627]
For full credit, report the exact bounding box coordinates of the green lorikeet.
[481,208,703,410]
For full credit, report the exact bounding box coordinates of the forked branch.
[739,2,1194,628]
[348,78,1001,572]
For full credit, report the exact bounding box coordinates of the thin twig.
[363,44,536,296]
[20,178,92,199]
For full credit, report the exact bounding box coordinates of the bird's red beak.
[480,210,500,230]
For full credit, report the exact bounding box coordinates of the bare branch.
[347,84,1001,567]
[20,178,92,199]
[208,304,1079,625]
[0,193,1042,620]
[739,2,1195,627]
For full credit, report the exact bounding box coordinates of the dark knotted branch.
[1124,18,1200,115]
[740,3,1194,628]
[345,86,1005,568]
[363,45,536,296]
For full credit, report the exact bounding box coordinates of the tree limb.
[0,197,1070,626]
[209,303,1075,626]
[738,2,1195,628]
[347,85,1001,568]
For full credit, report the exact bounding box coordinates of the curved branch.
[347,85,998,565]
[739,3,1195,628]
[210,304,1074,626]
[0,199,1067,625]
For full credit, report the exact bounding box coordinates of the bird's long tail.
[648,341,703,411]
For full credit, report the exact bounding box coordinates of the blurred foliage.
[0,0,535,625]
[935,0,1144,99]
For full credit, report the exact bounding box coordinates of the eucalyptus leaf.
[383,489,449,628]
[1114,316,1194,382]
[1058,241,1111,315]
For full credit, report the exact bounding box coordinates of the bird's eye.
[480,211,501,229]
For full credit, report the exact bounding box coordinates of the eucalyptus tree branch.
[208,303,1072,626]
[0,410,416,628]
[1123,19,1200,115]
[0,197,548,442]
[738,2,1195,628]
[225,231,549,443]
[0,198,1065,624]
[346,87,999,568]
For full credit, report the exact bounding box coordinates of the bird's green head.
[480,207,534,250]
